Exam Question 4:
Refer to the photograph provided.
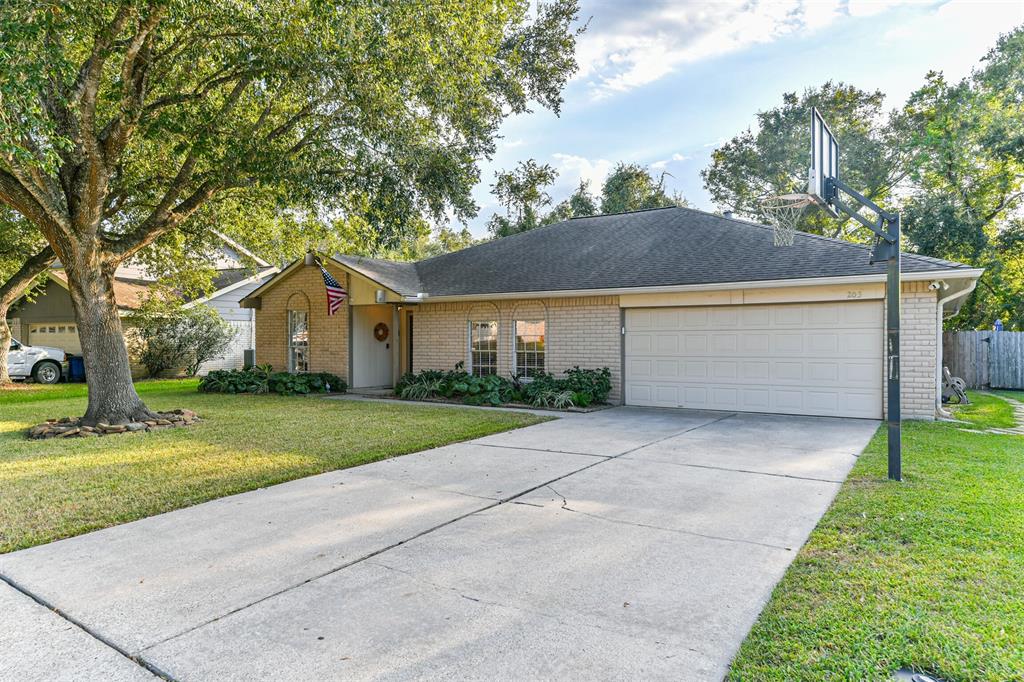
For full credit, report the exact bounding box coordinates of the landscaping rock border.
[26,410,200,439]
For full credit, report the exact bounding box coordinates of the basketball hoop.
[761,193,814,246]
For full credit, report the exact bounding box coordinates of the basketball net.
[761,193,814,246]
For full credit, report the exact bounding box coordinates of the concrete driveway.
[1,407,877,681]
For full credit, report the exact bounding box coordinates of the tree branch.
[0,168,70,241]
[100,8,166,161]
[0,245,56,306]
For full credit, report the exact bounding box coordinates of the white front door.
[352,305,394,388]
[624,301,883,418]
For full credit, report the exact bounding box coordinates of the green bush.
[128,297,237,377]
[199,366,346,396]
[397,365,611,409]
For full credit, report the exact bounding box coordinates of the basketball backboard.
[808,107,839,217]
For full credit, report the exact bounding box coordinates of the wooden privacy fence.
[943,331,1024,389]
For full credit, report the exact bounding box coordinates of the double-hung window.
[469,321,498,376]
[288,309,309,373]
[514,320,545,378]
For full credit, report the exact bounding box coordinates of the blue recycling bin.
[68,356,86,382]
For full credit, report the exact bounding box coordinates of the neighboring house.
[6,232,278,376]
[242,207,982,420]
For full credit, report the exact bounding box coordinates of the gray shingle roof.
[337,207,973,298]
[332,254,423,296]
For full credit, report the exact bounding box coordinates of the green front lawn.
[728,392,1024,681]
[0,380,544,554]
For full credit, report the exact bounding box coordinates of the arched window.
[286,293,310,373]
[468,321,498,376]
[513,319,545,378]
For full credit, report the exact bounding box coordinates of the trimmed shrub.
[397,365,611,409]
[199,365,346,396]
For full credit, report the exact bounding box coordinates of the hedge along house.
[242,207,982,419]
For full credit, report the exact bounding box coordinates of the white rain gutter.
[417,268,985,303]
[935,278,978,418]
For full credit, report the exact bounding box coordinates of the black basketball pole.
[827,178,902,481]
[885,215,902,481]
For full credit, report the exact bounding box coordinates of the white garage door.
[28,323,82,355]
[625,301,883,418]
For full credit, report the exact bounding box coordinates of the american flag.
[319,265,348,315]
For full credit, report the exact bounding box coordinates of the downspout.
[935,279,978,418]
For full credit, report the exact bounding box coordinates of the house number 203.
[847,290,863,299]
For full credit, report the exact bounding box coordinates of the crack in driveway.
[134,411,737,656]
[365,560,688,651]
[5,410,741,677]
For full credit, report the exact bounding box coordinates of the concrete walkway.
[1,407,878,681]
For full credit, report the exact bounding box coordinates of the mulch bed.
[26,409,201,439]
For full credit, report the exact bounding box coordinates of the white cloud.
[551,152,615,192]
[502,137,526,149]
[572,0,962,99]
[650,152,690,169]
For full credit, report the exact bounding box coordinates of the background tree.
[543,179,598,224]
[900,28,1024,329]
[0,0,580,422]
[702,82,906,239]
[0,211,54,384]
[487,159,559,237]
[600,162,687,214]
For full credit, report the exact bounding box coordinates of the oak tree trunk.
[0,310,12,385]
[65,256,157,425]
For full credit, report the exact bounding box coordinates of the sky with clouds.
[462,0,1024,236]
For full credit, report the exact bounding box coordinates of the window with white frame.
[288,309,309,373]
[469,321,498,376]
[514,319,545,378]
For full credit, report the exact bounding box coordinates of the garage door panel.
[628,359,652,377]
[625,301,883,419]
[808,334,839,354]
[844,332,879,354]
[741,333,770,353]
[741,361,769,380]
[683,361,707,378]
[843,361,882,383]
[740,388,770,411]
[654,360,678,377]
[654,385,679,405]
[627,384,652,403]
[710,334,738,352]
[653,309,679,330]
[628,334,653,353]
[28,323,81,355]
[684,386,708,406]
[774,334,804,353]
[844,303,883,325]
[627,309,653,329]
[654,334,679,353]
[774,361,803,381]
[807,362,839,382]
[740,307,771,326]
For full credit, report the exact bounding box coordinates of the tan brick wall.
[254,265,349,381]
[412,296,623,403]
[884,280,939,420]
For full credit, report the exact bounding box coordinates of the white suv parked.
[6,339,67,384]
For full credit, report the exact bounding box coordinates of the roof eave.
[413,268,985,303]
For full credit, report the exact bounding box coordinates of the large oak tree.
[0,0,580,423]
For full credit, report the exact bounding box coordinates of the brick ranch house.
[242,207,982,420]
